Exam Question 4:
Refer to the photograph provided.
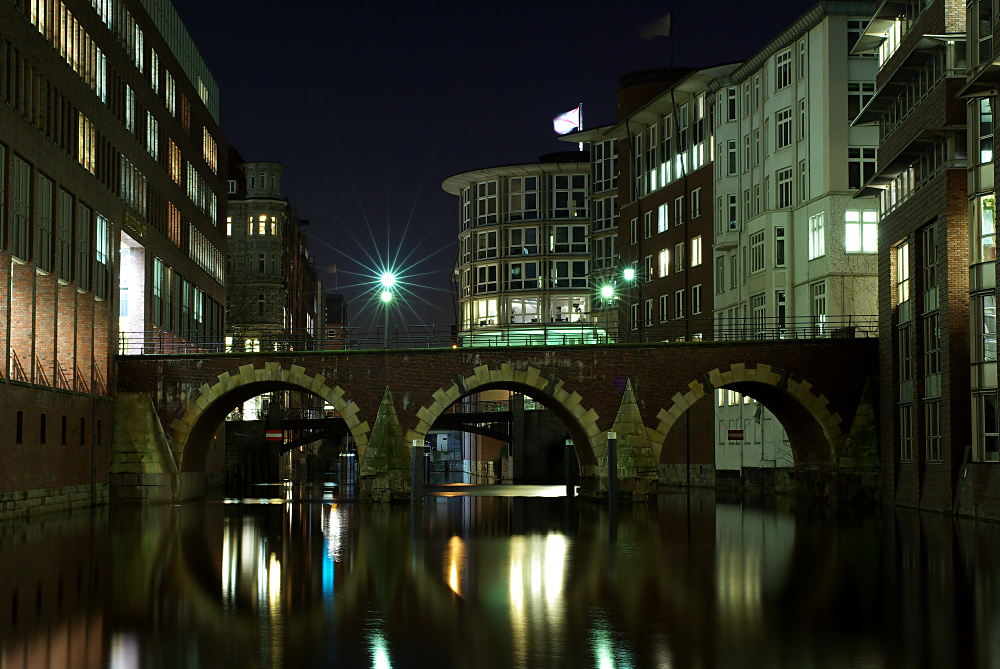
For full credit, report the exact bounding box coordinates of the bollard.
[607,431,618,544]
[411,439,424,505]
[565,438,575,498]
[607,431,617,506]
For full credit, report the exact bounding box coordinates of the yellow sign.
[122,211,147,238]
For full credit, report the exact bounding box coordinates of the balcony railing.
[117,315,877,356]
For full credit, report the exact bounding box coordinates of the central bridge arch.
[406,363,604,475]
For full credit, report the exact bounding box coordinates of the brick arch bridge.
[113,339,878,500]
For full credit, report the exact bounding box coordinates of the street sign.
[728,429,743,441]
[265,429,283,442]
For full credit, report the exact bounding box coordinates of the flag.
[641,12,671,40]
[553,106,581,135]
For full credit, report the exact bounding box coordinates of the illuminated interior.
[118,231,145,338]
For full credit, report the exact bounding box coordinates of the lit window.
[897,242,910,305]
[808,213,825,259]
[845,210,878,253]
[690,236,702,267]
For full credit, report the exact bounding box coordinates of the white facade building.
[710,4,880,472]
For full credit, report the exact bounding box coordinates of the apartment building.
[854,0,970,512]
[711,3,880,479]
[443,151,593,344]
[0,0,227,516]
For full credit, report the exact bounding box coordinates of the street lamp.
[601,284,614,342]
[622,266,637,340]
[380,272,395,349]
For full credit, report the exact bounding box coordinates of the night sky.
[171,0,821,331]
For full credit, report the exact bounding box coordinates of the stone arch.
[653,363,849,466]
[167,362,370,471]
[407,363,604,476]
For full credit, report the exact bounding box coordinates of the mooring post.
[565,438,575,498]
[607,431,617,507]
[411,439,424,505]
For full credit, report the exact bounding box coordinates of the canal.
[1,484,999,668]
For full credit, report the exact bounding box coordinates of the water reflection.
[1,488,1000,667]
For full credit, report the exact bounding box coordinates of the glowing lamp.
[623,267,635,281]
[380,290,392,303]
[601,285,614,299]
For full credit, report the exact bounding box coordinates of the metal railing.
[117,315,877,356]
[54,360,71,390]
[10,350,27,382]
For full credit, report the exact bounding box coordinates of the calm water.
[2,483,1000,669]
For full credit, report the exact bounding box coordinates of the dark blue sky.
[172,0,822,331]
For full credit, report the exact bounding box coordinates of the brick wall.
[0,384,113,517]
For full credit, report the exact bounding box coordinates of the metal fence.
[117,315,877,356]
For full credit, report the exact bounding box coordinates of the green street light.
[380,272,396,289]
[600,284,614,343]
[623,267,635,282]
[380,290,393,303]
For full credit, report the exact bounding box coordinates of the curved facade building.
[443,151,593,344]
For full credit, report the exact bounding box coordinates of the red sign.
[265,430,283,442]
[728,429,744,441]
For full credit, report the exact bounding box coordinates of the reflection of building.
[712,6,881,477]
[443,151,594,344]
[0,0,226,516]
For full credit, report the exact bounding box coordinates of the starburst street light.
[622,267,635,282]
[379,272,396,348]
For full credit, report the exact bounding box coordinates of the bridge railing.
[116,315,877,356]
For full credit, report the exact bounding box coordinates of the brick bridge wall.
[115,339,879,486]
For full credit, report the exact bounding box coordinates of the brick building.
[0,0,227,517]
[853,0,979,512]
[224,157,322,351]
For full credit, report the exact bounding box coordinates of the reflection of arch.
[654,363,848,466]
[168,362,370,471]
[408,364,602,469]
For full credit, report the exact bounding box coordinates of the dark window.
[61,416,67,445]
[16,411,23,444]
[39,414,46,444]
[80,418,85,445]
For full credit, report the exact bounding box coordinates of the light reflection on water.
[0,487,999,667]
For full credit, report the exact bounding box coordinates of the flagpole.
[578,102,584,151]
